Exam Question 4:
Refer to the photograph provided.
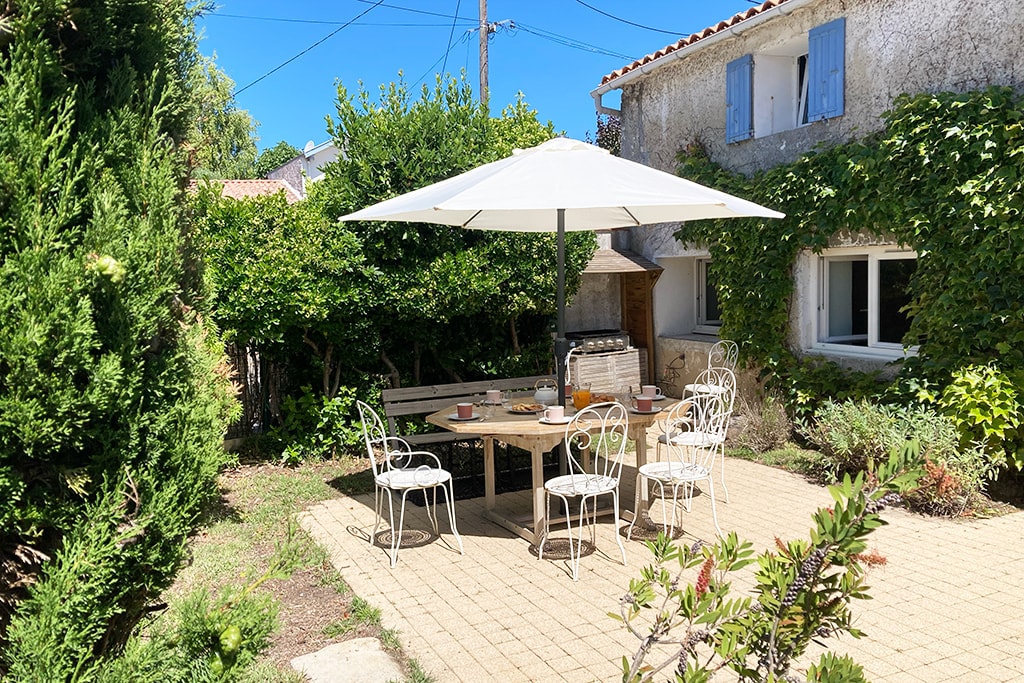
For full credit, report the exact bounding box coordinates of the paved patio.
[299,441,1024,682]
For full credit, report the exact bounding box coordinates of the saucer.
[446,413,480,421]
[632,393,667,401]
[630,407,662,415]
[538,416,572,425]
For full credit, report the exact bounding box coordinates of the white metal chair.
[706,339,739,371]
[679,366,736,502]
[356,400,463,567]
[539,401,629,581]
[628,392,727,540]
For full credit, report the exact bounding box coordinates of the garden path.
[300,439,1024,682]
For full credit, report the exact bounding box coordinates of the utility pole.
[479,0,489,112]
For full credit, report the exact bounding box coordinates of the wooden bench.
[381,375,555,446]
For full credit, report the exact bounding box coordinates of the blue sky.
[197,1,762,153]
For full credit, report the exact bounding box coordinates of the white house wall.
[609,0,1023,374]
[566,273,620,332]
[618,0,1023,177]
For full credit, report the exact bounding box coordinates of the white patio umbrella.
[339,137,784,405]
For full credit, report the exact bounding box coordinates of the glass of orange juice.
[572,382,591,410]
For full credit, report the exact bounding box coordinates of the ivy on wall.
[674,86,1024,392]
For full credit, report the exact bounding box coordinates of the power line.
[571,0,684,36]
[211,13,471,28]
[441,0,463,77]
[234,1,386,96]
[512,22,636,62]
[411,29,472,90]
[352,0,475,22]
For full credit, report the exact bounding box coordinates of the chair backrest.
[707,339,739,371]
[357,400,415,477]
[667,393,730,469]
[693,366,737,413]
[562,401,629,492]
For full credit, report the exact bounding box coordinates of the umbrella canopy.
[339,137,784,405]
[340,137,783,230]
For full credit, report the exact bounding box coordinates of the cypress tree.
[0,1,236,677]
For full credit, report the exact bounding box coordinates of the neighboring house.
[265,139,340,197]
[187,178,302,204]
[590,0,1024,387]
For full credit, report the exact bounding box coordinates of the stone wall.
[618,0,1023,176]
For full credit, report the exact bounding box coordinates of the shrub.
[734,392,793,453]
[936,363,1024,471]
[617,442,923,682]
[801,399,995,515]
[0,2,237,676]
[270,386,364,464]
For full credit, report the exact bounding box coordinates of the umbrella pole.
[555,208,568,408]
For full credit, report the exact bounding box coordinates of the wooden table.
[426,401,678,545]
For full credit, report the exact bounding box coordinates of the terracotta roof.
[600,0,796,86]
[187,178,302,204]
[583,249,662,274]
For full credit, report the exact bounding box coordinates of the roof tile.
[187,178,302,204]
[600,0,795,86]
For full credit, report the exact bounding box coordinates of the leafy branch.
[616,441,923,682]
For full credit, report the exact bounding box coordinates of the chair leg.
[718,445,730,503]
[538,492,550,562]
[626,474,643,540]
[567,497,583,581]
[441,481,464,555]
[371,486,383,546]
[706,476,723,538]
[385,490,402,567]
[424,486,440,536]
[611,490,627,567]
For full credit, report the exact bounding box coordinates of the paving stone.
[298,438,1024,683]
[290,638,403,683]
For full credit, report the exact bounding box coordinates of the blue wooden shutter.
[725,54,753,143]
[807,18,845,121]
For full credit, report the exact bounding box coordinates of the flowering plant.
[616,441,922,682]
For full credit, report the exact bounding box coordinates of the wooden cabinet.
[568,348,649,393]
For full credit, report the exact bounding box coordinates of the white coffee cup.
[642,384,658,398]
[486,389,501,404]
[545,405,565,421]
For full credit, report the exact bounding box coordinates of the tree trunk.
[380,349,401,388]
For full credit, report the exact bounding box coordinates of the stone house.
[588,0,1024,392]
[265,139,339,198]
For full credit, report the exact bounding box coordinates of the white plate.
[507,406,545,415]
[538,416,572,425]
[632,393,667,401]
[630,407,663,415]
[446,413,480,421]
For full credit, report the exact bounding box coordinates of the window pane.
[878,259,915,343]
[705,268,721,323]
[827,259,867,340]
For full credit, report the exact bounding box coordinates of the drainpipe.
[589,0,819,114]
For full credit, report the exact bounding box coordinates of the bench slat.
[380,375,555,439]
[381,375,554,404]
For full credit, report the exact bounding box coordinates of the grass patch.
[163,455,431,682]
[728,444,820,476]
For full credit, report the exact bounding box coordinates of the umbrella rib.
[461,210,482,228]
[623,207,641,226]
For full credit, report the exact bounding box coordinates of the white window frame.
[694,258,722,335]
[752,45,808,137]
[814,247,918,358]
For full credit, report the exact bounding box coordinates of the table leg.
[532,446,545,546]
[484,436,496,512]
[635,425,649,508]
[623,424,650,523]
